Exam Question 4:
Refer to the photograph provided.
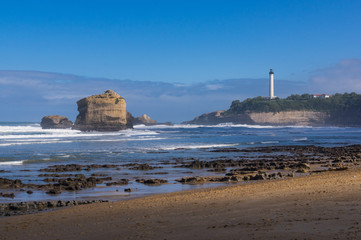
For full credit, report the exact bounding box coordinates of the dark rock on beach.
[129,163,162,171]
[0,200,109,216]
[0,178,24,189]
[136,179,168,185]
[39,164,121,172]
[0,192,15,199]
[105,179,129,186]
[39,164,83,172]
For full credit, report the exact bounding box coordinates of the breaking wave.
[134,123,313,129]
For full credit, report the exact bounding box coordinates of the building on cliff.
[312,94,330,98]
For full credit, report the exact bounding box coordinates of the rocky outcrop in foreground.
[73,90,132,131]
[41,115,73,129]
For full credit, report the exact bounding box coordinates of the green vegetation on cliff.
[227,93,361,114]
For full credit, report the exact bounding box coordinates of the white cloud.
[205,84,223,90]
[0,70,307,122]
[310,59,361,93]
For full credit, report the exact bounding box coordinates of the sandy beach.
[1,167,361,240]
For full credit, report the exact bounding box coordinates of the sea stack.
[73,90,132,131]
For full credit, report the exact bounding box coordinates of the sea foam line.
[0,160,24,165]
[155,143,239,151]
[135,123,314,130]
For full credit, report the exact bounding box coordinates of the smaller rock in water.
[105,179,129,186]
[46,189,62,195]
[0,192,15,198]
[129,163,158,171]
[41,115,73,129]
[133,114,157,126]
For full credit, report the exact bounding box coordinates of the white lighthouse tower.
[269,68,275,99]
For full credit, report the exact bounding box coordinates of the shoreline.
[1,167,361,239]
[2,144,359,204]
[1,144,361,217]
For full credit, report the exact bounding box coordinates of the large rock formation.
[133,114,157,126]
[73,90,132,131]
[41,115,73,129]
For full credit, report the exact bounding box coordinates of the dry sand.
[1,168,361,240]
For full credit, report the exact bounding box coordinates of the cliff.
[41,115,73,129]
[247,111,329,126]
[73,90,132,131]
[184,93,361,126]
[183,110,330,126]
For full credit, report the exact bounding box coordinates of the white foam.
[156,143,239,151]
[0,160,24,165]
[0,124,160,147]
[0,140,74,146]
[87,137,166,142]
[0,125,39,132]
[261,141,279,144]
[293,137,308,142]
[135,123,313,129]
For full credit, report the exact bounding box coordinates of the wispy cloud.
[310,59,361,93]
[0,69,311,122]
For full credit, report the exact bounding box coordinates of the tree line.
[227,93,361,114]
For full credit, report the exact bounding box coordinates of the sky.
[1,0,361,122]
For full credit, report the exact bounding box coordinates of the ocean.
[1,122,361,203]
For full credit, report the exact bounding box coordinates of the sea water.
[1,122,361,203]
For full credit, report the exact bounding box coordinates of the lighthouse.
[269,68,275,99]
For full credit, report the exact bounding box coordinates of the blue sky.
[1,1,361,122]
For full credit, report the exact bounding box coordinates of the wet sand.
[1,168,361,240]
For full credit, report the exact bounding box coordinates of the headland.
[184,93,361,126]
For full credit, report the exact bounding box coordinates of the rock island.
[73,90,133,131]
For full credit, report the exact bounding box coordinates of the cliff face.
[184,111,331,126]
[73,90,131,131]
[41,115,73,129]
[248,111,329,126]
